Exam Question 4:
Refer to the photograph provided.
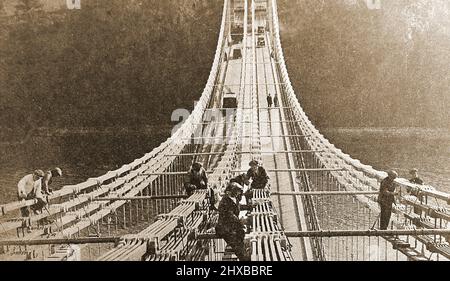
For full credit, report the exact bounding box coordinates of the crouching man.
[184,162,208,196]
[244,160,269,204]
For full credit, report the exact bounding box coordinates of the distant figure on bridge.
[267,94,273,107]
[184,162,208,196]
[244,160,269,203]
[215,182,250,261]
[42,167,63,195]
[408,168,424,216]
[17,170,45,231]
[377,170,398,230]
[273,95,279,107]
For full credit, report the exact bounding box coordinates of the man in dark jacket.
[244,160,269,203]
[215,183,250,261]
[377,170,398,230]
[184,162,208,196]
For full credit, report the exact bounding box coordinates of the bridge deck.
[0,0,449,261]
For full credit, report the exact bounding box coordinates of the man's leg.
[379,204,392,230]
[19,206,29,217]
[225,234,249,261]
[32,198,46,215]
[209,188,216,210]
[17,194,30,217]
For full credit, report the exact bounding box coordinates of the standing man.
[184,162,208,196]
[266,94,273,108]
[377,170,398,230]
[244,160,269,203]
[215,182,250,261]
[273,95,279,107]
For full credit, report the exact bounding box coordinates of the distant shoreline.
[321,127,450,139]
[2,125,449,138]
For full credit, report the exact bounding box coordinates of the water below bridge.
[0,127,448,204]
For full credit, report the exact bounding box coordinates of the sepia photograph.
[0,0,449,267]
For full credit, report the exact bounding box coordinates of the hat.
[409,168,418,174]
[387,170,398,178]
[33,169,45,178]
[225,182,242,193]
[54,167,63,177]
[192,162,202,170]
[249,160,259,167]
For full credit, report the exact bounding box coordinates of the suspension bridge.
[0,0,449,261]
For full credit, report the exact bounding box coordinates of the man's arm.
[184,171,192,185]
[379,180,388,194]
[260,167,269,185]
[380,179,397,196]
[201,169,208,185]
[246,169,253,180]
[227,210,241,224]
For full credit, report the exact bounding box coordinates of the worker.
[17,170,45,231]
[42,167,63,195]
[244,160,269,203]
[273,95,279,107]
[215,182,250,261]
[184,162,208,196]
[409,168,423,185]
[408,168,424,216]
[377,170,398,230]
[267,94,273,107]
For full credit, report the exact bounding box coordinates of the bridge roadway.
[0,0,449,261]
[101,0,313,261]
